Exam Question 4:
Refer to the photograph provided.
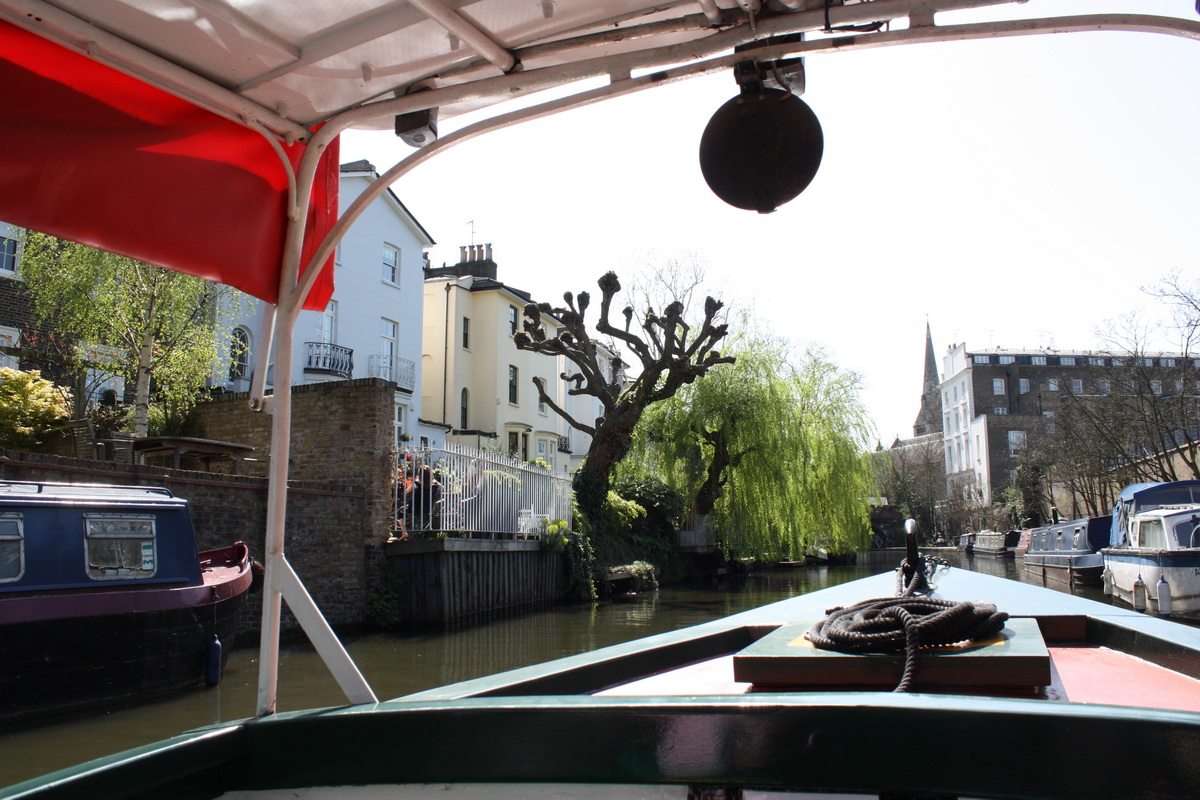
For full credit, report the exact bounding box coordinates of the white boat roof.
[1133,504,1200,521]
[4,1,1197,141]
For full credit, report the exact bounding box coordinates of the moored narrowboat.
[1024,516,1108,585]
[972,529,1021,557]
[0,480,255,728]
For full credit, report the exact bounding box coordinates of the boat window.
[84,515,156,579]
[1138,519,1167,550]
[0,514,23,582]
[1174,517,1200,548]
[1072,528,1083,549]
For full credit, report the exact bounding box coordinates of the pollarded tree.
[514,271,734,528]
[627,334,874,558]
[18,232,234,436]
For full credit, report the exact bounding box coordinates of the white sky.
[342,1,1200,447]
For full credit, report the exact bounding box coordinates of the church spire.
[912,322,942,437]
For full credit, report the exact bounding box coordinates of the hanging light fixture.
[698,56,823,213]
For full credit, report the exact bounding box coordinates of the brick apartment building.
[940,342,1198,505]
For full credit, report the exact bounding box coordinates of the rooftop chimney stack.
[430,242,498,280]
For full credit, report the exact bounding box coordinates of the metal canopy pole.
[253,135,377,717]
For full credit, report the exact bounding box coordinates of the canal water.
[0,553,1155,787]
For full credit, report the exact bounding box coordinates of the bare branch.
[531,376,594,436]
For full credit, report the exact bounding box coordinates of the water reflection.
[0,556,1166,787]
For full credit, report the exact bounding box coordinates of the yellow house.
[422,245,584,475]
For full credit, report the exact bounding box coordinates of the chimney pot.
[485,243,493,261]
[459,245,468,263]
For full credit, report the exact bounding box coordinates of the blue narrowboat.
[1023,516,1109,585]
[0,480,255,728]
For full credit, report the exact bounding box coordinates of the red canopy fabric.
[0,20,336,311]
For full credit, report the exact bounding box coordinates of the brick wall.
[3,378,405,635]
[0,276,33,331]
[193,378,397,597]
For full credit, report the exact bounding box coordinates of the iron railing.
[368,354,416,392]
[304,342,353,379]
[392,444,573,539]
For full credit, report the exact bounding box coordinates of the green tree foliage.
[612,476,686,573]
[614,476,686,539]
[626,333,873,557]
[18,232,234,435]
[0,368,71,449]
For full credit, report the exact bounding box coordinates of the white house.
[0,222,23,371]
[223,161,444,448]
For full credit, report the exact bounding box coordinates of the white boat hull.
[1103,549,1200,615]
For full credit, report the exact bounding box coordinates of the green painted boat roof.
[7,567,1200,800]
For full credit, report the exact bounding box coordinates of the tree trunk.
[133,332,154,437]
[694,428,731,516]
[572,405,642,530]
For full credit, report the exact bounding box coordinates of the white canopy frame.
[3,0,1196,717]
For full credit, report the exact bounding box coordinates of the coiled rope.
[804,554,1008,693]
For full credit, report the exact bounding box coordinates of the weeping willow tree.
[625,334,873,558]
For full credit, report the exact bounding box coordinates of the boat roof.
[409,566,1200,702]
[0,480,177,503]
[3,2,1198,308]
[1132,504,1200,521]
[9,567,1200,800]
[1117,480,1200,504]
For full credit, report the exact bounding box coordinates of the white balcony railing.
[368,354,416,392]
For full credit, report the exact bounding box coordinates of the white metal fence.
[392,444,573,538]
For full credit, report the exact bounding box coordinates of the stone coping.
[384,537,543,556]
